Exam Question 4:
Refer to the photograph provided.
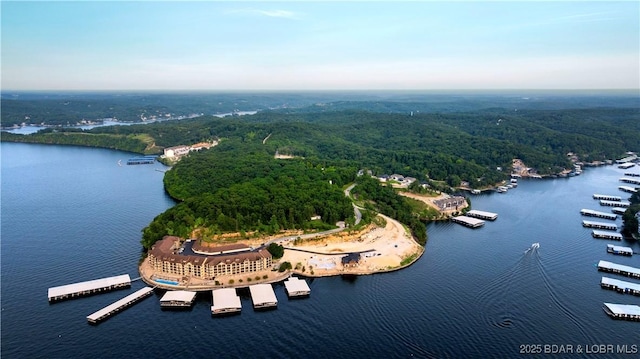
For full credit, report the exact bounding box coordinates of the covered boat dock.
[618,186,637,194]
[599,200,630,208]
[86,287,154,324]
[48,274,131,302]
[160,290,197,309]
[597,260,640,279]
[249,284,278,309]
[603,303,640,321]
[582,220,617,230]
[211,288,242,315]
[465,210,498,221]
[601,277,640,296]
[580,209,617,220]
[620,177,640,185]
[593,194,622,201]
[284,277,311,298]
[607,244,633,256]
[592,230,623,240]
[451,215,485,228]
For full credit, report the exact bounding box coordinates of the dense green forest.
[3,96,639,249]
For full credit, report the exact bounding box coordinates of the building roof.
[342,252,361,264]
[249,284,277,306]
[149,236,271,266]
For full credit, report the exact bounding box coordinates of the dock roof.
[601,277,640,292]
[598,260,640,276]
[48,274,131,300]
[452,215,485,227]
[160,290,196,304]
[580,209,617,219]
[249,284,278,306]
[582,220,617,228]
[592,230,623,239]
[607,244,633,254]
[211,288,241,312]
[86,287,153,322]
[284,277,311,295]
[603,303,640,316]
[466,210,498,220]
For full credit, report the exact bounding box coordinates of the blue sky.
[2,1,638,90]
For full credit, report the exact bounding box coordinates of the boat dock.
[465,210,498,221]
[593,194,622,201]
[607,244,633,256]
[451,215,485,228]
[582,220,617,230]
[598,260,640,279]
[127,156,156,165]
[603,303,640,321]
[580,209,617,220]
[48,274,131,302]
[624,172,640,177]
[618,186,638,193]
[284,277,311,298]
[599,200,630,208]
[611,208,627,215]
[86,287,154,324]
[211,288,242,315]
[620,177,640,185]
[249,284,278,309]
[618,163,636,169]
[601,277,640,295]
[159,290,196,309]
[592,230,623,240]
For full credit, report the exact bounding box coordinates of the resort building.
[163,145,190,158]
[147,236,273,279]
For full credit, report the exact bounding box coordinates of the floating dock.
[127,157,156,165]
[624,172,640,177]
[603,303,640,321]
[465,210,498,221]
[618,163,636,169]
[607,244,633,256]
[618,186,638,194]
[598,260,640,279]
[284,277,311,298]
[48,274,131,302]
[211,288,242,315]
[592,230,623,240]
[160,290,196,309]
[582,220,617,230]
[580,209,617,220]
[600,200,630,208]
[86,287,153,324]
[451,215,485,228]
[611,208,627,215]
[620,177,640,185]
[601,277,640,295]
[249,284,278,309]
[593,194,622,201]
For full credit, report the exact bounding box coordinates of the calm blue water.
[2,142,639,358]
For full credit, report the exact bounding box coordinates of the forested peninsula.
[3,101,639,248]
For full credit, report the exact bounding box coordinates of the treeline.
[351,175,427,245]
[0,130,148,153]
[141,141,355,249]
[622,192,640,237]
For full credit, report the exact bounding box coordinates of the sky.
[1,1,639,91]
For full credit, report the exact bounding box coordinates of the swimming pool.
[154,278,179,286]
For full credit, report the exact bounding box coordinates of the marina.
[601,277,640,295]
[465,210,498,221]
[283,277,311,298]
[211,288,242,315]
[592,194,621,201]
[582,220,617,230]
[603,303,640,321]
[580,209,617,220]
[48,274,131,302]
[597,260,640,279]
[451,215,485,228]
[126,157,156,165]
[607,244,633,256]
[618,185,638,193]
[599,200,630,207]
[86,287,154,324]
[248,284,278,309]
[159,290,196,309]
[619,177,640,185]
[592,230,623,240]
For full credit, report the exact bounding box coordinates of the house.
[163,145,190,158]
[341,253,360,268]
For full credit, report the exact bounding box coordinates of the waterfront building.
[147,236,273,279]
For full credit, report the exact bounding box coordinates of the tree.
[267,243,284,259]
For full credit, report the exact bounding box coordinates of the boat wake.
[524,242,540,255]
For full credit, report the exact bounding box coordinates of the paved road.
[344,183,362,226]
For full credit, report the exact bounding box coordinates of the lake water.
[2,142,639,358]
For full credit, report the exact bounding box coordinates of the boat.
[497,186,508,193]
